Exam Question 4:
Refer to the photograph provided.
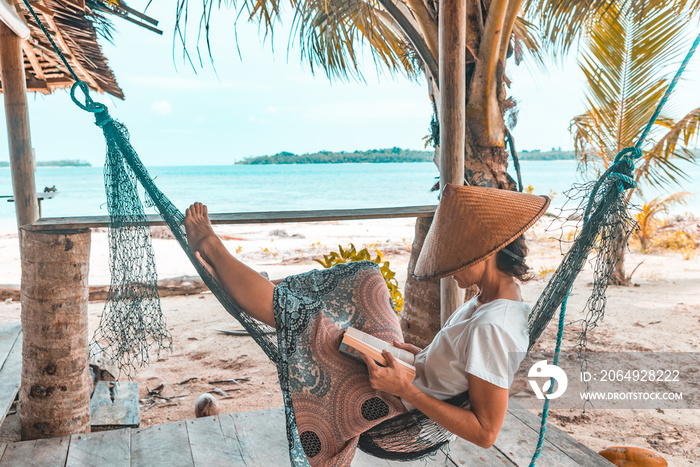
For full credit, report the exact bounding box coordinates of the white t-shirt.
[409,296,529,403]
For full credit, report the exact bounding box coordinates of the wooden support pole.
[19,228,91,440]
[439,0,466,325]
[0,21,38,230]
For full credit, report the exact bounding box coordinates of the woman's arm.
[361,351,508,449]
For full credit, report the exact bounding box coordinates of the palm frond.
[172,0,420,80]
[512,16,544,68]
[523,0,700,58]
[290,0,419,80]
[522,0,613,56]
[630,109,699,190]
[649,107,700,159]
[571,109,614,174]
[638,191,691,219]
[579,2,687,154]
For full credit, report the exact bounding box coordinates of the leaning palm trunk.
[401,217,440,347]
[609,227,628,284]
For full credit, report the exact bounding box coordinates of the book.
[339,327,416,379]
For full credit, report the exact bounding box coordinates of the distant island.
[519,149,575,161]
[237,148,432,164]
[238,148,575,164]
[0,159,91,167]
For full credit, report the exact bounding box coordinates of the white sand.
[0,218,698,465]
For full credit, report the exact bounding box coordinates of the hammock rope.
[22,0,699,461]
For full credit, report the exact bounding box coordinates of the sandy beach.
[0,216,698,465]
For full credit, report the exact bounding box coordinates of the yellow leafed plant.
[315,244,403,315]
[634,192,691,253]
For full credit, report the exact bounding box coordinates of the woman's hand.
[361,351,415,399]
[392,340,422,356]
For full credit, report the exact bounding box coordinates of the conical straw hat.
[412,185,550,280]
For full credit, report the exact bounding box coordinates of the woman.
[184,183,549,465]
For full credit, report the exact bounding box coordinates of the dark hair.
[496,235,533,282]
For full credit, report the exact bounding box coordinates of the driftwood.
[88,275,209,301]
[0,286,20,301]
[1,275,209,302]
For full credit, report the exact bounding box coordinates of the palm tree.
[174,0,700,339]
[569,1,700,284]
[634,192,690,253]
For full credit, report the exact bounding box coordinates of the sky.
[0,1,699,166]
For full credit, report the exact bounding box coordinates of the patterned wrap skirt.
[273,260,408,466]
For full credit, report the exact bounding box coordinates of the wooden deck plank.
[507,404,613,466]
[131,421,194,467]
[65,430,130,467]
[0,323,21,367]
[90,381,140,429]
[219,413,261,466]
[185,416,247,466]
[230,407,510,466]
[28,205,437,230]
[230,409,290,466]
[444,437,516,466]
[492,410,581,466]
[0,405,608,466]
[0,330,22,427]
[352,447,459,466]
[0,437,69,467]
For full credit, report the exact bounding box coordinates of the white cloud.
[150,100,174,116]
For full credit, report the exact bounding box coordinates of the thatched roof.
[5,0,124,99]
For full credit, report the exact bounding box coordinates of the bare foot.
[184,202,220,268]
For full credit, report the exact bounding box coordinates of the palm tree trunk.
[609,228,628,285]
[401,216,441,348]
[20,228,92,439]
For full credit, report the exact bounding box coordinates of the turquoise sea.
[0,160,698,229]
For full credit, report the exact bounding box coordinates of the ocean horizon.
[0,160,698,230]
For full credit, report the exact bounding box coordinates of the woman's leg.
[184,202,276,327]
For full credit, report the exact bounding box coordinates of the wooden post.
[439,0,466,325]
[19,228,91,440]
[0,21,39,230]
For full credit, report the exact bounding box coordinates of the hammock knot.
[609,155,636,190]
[70,81,108,115]
[613,146,642,164]
[94,109,113,128]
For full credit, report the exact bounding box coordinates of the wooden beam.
[0,21,38,230]
[0,77,51,91]
[438,0,466,325]
[21,41,46,80]
[63,0,86,11]
[27,205,438,231]
[0,0,30,39]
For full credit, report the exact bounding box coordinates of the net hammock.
[89,106,636,464]
[89,108,637,463]
[20,0,699,462]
